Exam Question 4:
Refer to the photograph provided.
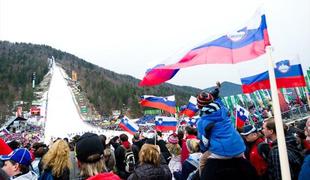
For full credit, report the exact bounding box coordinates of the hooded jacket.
[196,99,245,157]
[127,163,172,180]
[86,172,120,180]
[13,171,38,180]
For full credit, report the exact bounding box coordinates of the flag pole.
[266,46,291,180]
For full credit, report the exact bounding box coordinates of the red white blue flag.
[155,116,177,132]
[140,95,176,114]
[236,105,249,128]
[179,96,199,118]
[240,56,306,93]
[119,116,139,135]
[139,9,270,86]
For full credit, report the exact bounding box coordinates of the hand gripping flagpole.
[267,46,291,180]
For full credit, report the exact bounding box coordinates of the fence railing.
[282,104,310,123]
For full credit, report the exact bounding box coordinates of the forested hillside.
[0,41,50,124]
[0,41,201,123]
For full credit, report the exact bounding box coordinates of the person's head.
[241,125,259,143]
[139,144,161,167]
[98,134,107,149]
[109,136,119,145]
[184,126,197,136]
[42,139,71,177]
[262,118,277,140]
[166,133,181,156]
[157,131,163,139]
[7,141,20,150]
[197,91,214,109]
[32,142,48,158]
[146,130,157,139]
[119,134,128,143]
[75,133,105,178]
[0,148,31,177]
[186,139,200,153]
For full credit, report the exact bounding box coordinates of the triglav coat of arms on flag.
[276,60,290,73]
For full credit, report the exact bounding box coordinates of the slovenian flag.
[139,9,270,86]
[187,118,198,127]
[155,116,177,131]
[240,57,306,93]
[236,105,249,128]
[140,95,176,114]
[119,116,139,135]
[179,96,199,118]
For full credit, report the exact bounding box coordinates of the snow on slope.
[44,64,130,143]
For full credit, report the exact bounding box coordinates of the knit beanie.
[197,91,214,109]
[168,133,179,144]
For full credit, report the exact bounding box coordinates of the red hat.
[168,133,179,144]
[197,91,214,109]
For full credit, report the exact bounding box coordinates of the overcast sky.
[1,0,309,89]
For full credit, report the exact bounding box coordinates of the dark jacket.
[127,163,172,180]
[39,167,70,180]
[201,157,258,180]
[268,136,303,180]
[114,145,131,179]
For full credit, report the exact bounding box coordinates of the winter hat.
[240,125,257,136]
[0,148,32,166]
[197,91,214,109]
[168,133,179,144]
[76,133,104,163]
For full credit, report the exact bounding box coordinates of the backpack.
[123,148,135,173]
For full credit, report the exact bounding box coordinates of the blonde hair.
[79,158,106,178]
[186,139,200,153]
[139,144,161,167]
[166,143,181,156]
[42,139,71,177]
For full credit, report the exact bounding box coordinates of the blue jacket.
[299,154,310,180]
[197,100,245,157]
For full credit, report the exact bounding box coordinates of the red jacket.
[181,134,197,163]
[303,139,310,150]
[248,138,268,176]
[87,172,121,180]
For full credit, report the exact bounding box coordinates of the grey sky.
[1,0,309,89]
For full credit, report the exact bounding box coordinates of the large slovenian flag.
[119,116,139,135]
[179,96,199,118]
[139,9,270,86]
[240,57,306,93]
[140,95,176,114]
[155,116,178,131]
[236,105,250,128]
